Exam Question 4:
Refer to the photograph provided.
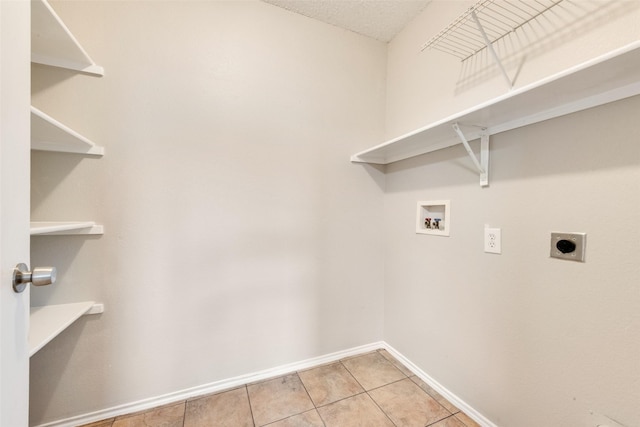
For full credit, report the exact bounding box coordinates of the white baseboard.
[35,341,385,427]
[36,341,495,427]
[381,342,498,427]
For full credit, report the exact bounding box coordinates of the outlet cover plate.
[484,227,501,254]
[550,232,586,262]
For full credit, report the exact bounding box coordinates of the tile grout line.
[366,379,455,427]
[293,371,328,427]
[425,413,463,427]
[357,350,457,427]
[365,376,409,393]
[337,354,401,427]
[408,375,462,417]
[299,354,398,423]
[181,398,187,427]
[339,350,409,394]
[365,388,399,427]
[82,349,471,427]
[244,385,257,427]
[367,351,406,427]
[314,390,368,410]
[337,359,366,391]
[249,372,321,427]
[295,371,317,410]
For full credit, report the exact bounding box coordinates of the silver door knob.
[12,263,56,293]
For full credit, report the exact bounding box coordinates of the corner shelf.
[351,41,640,186]
[30,221,104,236]
[31,106,104,156]
[29,302,104,357]
[29,0,105,358]
[31,0,104,76]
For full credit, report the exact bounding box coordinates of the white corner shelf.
[29,0,105,359]
[351,41,640,170]
[31,0,104,76]
[30,221,104,236]
[29,301,104,357]
[31,106,104,156]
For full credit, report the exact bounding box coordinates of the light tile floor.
[81,349,481,427]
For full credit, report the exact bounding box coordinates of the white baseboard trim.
[36,341,495,427]
[35,341,385,427]
[381,342,498,427]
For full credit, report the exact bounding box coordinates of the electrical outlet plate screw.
[484,227,501,254]
[550,232,586,262]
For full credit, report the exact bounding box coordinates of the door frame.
[0,0,32,425]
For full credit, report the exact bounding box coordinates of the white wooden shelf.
[30,221,104,236]
[351,41,640,168]
[31,0,104,76]
[29,302,104,357]
[31,106,104,156]
[29,0,106,360]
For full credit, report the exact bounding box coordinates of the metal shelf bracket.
[470,11,512,89]
[452,123,489,187]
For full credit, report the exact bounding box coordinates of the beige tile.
[79,420,114,427]
[317,393,394,427]
[410,376,460,414]
[265,409,324,427]
[299,362,364,406]
[112,402,185,427]
[429,415,468,427]
[455,412,482,427]
[184,386,253,427]
[378,349,414,377]
[247,373,315,426]
[341,351,406,390]
[186,385,245,402]
[369,378,451,427]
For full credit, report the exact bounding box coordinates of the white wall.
[28,1,640,426]
[384,1,640,426]
[29,1,386,424]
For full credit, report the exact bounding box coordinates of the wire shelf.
[421,0,564,61]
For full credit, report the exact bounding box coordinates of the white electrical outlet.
[484,227,501,254]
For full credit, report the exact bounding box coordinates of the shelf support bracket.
[452,123,489,187]
[471,11,512,89]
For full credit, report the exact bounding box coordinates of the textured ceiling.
[261,0,431,43]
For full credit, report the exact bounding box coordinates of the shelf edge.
[351,40,640,165]
[31,54,104,76]
[30,222,104,236]
[31,0,104,77]
[31,143,105,156]
[488,80,640,137]
[29,301,96,357]
[31,106,105,156]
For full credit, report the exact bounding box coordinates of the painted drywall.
[29,1,386,424]
[383,1,640,427]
